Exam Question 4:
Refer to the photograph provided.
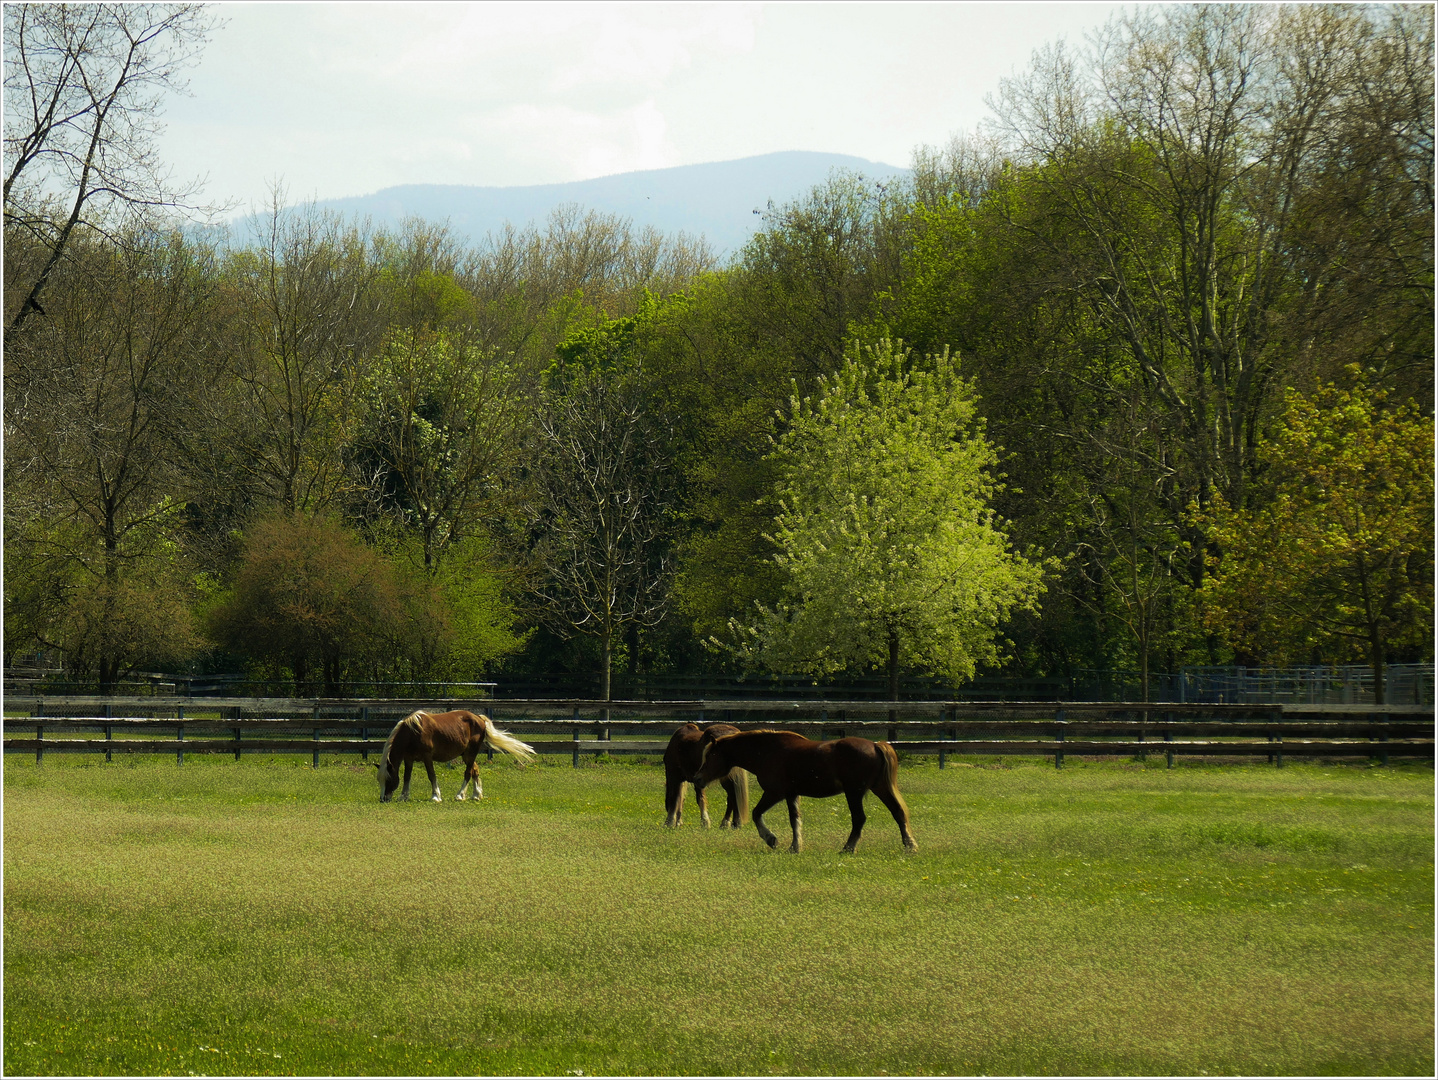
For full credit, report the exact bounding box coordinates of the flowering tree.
[736,339,1047,698]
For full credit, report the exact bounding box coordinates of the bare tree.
[525,362,677,706]
[216,193,387,513]
[3,2,223,343]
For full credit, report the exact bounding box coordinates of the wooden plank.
[5,737,1430,759]
[7,695,1430,719]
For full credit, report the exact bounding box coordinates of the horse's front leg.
[786,795,803,853]
[841,789,868,853]
[401,760,414,801]
[425,759,441,802]
[719,776,739,828]
[750,790,783,849]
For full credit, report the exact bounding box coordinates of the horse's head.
[691,731,730,788]
[377,755,400,802]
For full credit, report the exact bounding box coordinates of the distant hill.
[252,151,910,259]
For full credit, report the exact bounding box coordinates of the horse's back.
[740,732,889,796]
[399,709,487,760]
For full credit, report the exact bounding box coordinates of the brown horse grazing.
[692,729,917,853]
[663,722,750,829]
[377,710,535,802]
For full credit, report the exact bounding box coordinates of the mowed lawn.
[2,749,1432,1077]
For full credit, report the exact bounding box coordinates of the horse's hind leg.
[456,757,480,801]
[841,789,868,853]
[695,781,712,828]
[786,795,803,853]
[874,782,918,851]
[751,790,783,849]
[664,769,685,827]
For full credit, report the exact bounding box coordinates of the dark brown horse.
[663,722,749,828]
[692,729,917,853]
[377,710,535,802]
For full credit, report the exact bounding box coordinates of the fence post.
[572,707,580,768]
[361,706,370,763]
[104,702,112,764]
[313,725,320,769]
[1055,707,1066,769]
[177,722,184,766]
[234,725,242,761]
[1164,711,1173,769]
[1380,712,1390,767]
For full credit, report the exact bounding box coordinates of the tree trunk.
[887,626,900,725]
[602,626,613,725]
[98,656,120,696]
[1369,629,1387,707]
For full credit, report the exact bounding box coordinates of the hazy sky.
[160,2,1126,215]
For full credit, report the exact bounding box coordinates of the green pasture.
[3,751,1433,1077]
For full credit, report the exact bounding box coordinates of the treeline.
[4,3,1433,700]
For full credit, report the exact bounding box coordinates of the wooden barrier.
[4,700,1432,769]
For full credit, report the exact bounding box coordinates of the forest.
[4,3,1433,703]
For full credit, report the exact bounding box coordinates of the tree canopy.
[734,340,1047,697]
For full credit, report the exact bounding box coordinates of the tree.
[355,328,525,572]
[3,2,222,343]
[736,339,1047,699]
[1196,373,1434,704]
[525,340,677,705]
[205,513,443,696]
[3,228,216,690]
[213,194,386,513]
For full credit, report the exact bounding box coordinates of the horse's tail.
[876,739,902,790]
[730,765,750,826]
[480,716,537,766]
[876,740,910,809]
[874,742,897,782]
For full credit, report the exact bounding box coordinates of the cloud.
[159,2,1120,208]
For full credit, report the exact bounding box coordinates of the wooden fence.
[4,697,1432,769]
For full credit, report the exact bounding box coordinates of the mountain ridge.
[274,151,910,258]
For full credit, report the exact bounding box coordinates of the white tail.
[481,718,536,765]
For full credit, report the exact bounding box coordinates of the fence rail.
[5,698,1431,769]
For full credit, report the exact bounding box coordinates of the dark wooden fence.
[4,697,1432,769]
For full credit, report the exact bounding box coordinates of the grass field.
[3,750,1433,1077]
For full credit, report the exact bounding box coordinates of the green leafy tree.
[1196,373,1434,703]
[355,328,524,572]
[736,339,1047,699]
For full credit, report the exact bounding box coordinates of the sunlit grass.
[3,752,1432,1076]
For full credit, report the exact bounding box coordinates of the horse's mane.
[382,710,428,771]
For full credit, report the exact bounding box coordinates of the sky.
[159,2,1127,216]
